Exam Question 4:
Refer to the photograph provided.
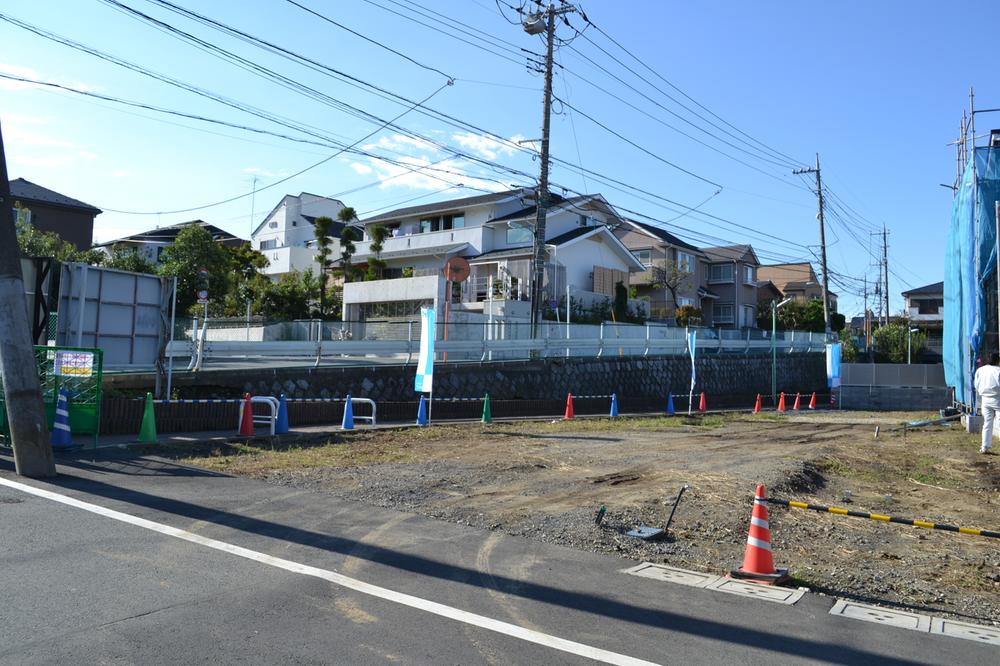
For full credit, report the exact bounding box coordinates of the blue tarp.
[944,147,1000,406]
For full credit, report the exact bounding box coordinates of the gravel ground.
[182,412,1000,626]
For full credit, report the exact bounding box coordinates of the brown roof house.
[10,177,101,250]
[702,245,762,329]
[757,262,838,311]
[613,219,716,324]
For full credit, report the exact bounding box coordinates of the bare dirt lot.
[178,411,1000,625]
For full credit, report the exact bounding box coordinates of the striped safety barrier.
[770,497,1000,539]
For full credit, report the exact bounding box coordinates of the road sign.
[196,288,209,304]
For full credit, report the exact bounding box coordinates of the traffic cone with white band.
[730,484,788,584]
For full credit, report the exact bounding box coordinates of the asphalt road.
[0,451,995,665]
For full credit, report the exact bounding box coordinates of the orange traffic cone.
[731,484,788,584]
[792,392,801,411]
[698,392,706,413]
[777,392,786,413]
[808,392,817,410]
[564,393,575,420]
[753,394,762,414]
[239,393,255,436]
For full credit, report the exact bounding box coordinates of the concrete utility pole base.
[0,119,56,478]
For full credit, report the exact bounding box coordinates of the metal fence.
[165,318,828,371]
[840,363,946,388]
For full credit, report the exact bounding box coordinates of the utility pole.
[0,119,56,478]
[524,2,575,337]
[863,275,868,352]
[793,154,831,336]
[882,226,889,325]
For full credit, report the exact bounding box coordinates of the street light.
[772,298,793,406]
[908,327,919,364]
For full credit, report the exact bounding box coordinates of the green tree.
[613,281,628,322]
[222,244,270,317]
[838,329,859,362]
[365,224,388,281]
[103,244,157,274]
[675,305,703,327]
[649,258,692,310]
[259,270,320,320]
[340,225,359,282]
[873,322,926,363]
[16,216,104,263]
[312,215,336,317]
[157,224,232,315]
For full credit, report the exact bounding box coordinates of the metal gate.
[0,346,104,448]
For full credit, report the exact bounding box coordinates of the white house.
[902,281,944,324]
[96,220,244,264]
[341,188,645,328]
[251,192,346,277]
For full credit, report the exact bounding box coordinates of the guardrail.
[165,328,826,371]
[238,396,279,435]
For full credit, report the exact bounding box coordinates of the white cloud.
[349,162,373,175]
[362,133,441,155]
[362,154,507,194]
[77,150,98,161]
[242,166,287,179]
[12,154,74,168]
[451,132,519,160]
[0,63,42,90]
[112,169,133,178]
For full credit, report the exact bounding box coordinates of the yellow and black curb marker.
[769,498,1000,539]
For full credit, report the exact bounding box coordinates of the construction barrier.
[770,497,1000,539]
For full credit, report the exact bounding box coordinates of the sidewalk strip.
[0,477,659,666]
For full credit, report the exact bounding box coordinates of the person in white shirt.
[973,351,1000,454]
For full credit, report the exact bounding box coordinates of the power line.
[98,81,454,215]
[282,0,453,80]
[577,12,807,169]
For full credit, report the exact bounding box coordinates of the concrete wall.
[129,353,827,404]
[838,386,952,411]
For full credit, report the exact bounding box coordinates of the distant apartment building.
[251,192,346,277]
[10,177,101,250]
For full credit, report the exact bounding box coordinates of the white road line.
[0,477,659,666]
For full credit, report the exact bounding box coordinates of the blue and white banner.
[687,329,697,393]
[414,306,436,393]
[826,342,842,389]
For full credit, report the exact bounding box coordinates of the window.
[917,298,943,315]
[677,296,695,307]
[268,221,278,228]
[633,249,652,267]
[448,214,465,229]
[260,239,277,250]
[743,265,755,285]
[677,250,694,274]
[419,217,436,233]
[742,305,755,327]
[507,222,533,244]
[709,263,734,282]
[713,303,734,323]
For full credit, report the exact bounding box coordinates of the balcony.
[260,244,317,276]
[353,225,484,260]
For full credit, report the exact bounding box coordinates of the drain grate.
[620,563,722,588]
[705,578,805,605]
[931,618,1000,646]
[829,600,931,632]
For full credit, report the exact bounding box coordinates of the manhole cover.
[829,600,931,631]
[931,617,1000,646]
[706,578,805,605]
[620,563,721,588]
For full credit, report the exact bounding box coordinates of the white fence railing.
[166,327,828,370]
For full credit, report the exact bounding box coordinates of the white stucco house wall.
[342,188,645,332]
[251,192,346,277]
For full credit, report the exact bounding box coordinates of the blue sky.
[1,0,989,317]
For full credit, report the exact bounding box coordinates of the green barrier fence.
[0,346,103,449]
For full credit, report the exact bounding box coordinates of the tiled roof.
[9,178,101,214]
[901,281,944,296]
[627,220,699,252]
[360,189,531,224]
[97,220,243,246]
